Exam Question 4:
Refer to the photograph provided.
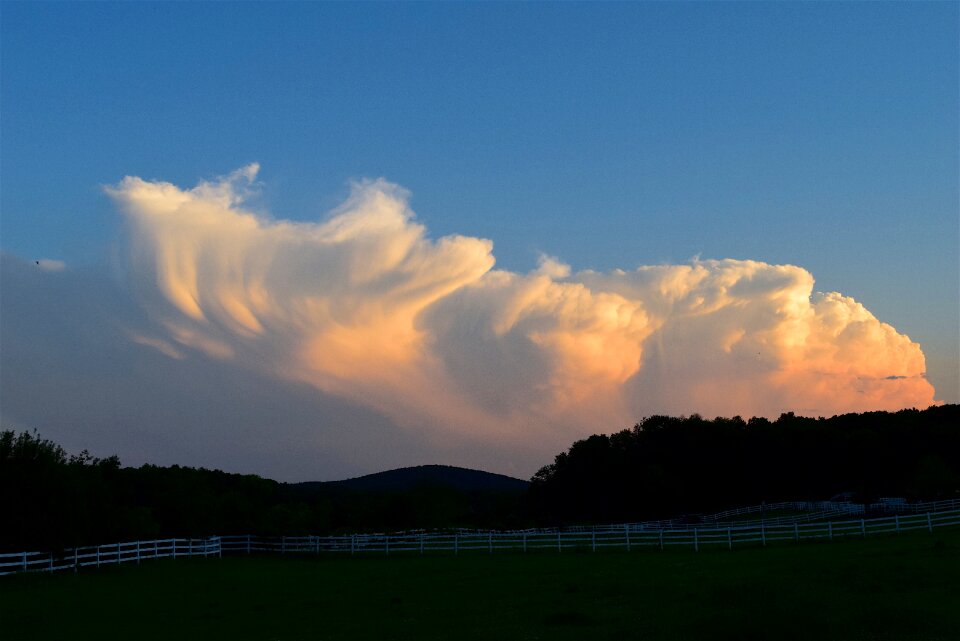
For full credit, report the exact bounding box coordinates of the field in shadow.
[2,528,958,640]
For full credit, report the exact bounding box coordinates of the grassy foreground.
[2,530,959,641]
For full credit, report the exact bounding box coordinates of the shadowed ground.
[2,529,958,640]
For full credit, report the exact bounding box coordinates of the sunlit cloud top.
[107,166,937,448]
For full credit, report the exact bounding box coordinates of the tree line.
[2,405,958,552]
[529,405,960,525]
[0,430,525,553]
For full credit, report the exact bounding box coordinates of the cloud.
[102,166,938,455]
[36,259,66,271]
[128,333,186,360]
[0,253,448,481]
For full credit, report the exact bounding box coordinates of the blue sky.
[1,3,957,478]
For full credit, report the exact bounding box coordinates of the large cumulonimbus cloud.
[107,165,937,449]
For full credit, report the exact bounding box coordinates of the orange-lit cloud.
[107,166,938,448]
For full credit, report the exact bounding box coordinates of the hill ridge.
[294,464,529,493]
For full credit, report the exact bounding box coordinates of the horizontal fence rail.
[0,537,220,577]
[218,509,960,557]
[4,506,959,578]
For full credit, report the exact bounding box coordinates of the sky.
[1,2,957,481]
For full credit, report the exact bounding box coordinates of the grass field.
[3,529,959,641]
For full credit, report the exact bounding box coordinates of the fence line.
[4,508,959,578]
[0,537,220,577]
[216,509,960,557]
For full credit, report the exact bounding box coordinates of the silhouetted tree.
[529,405,960,525]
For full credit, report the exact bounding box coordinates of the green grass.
[2,530,959,641]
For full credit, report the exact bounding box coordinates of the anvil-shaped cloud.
[107,165,936,448]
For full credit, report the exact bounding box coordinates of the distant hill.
[294,465,530,494]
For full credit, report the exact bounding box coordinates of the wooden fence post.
[137,541,141,565]
[592,531,596,553]
[557,531,562,553]
[659,529,664,551]
[420,534,425,556]
[74,547,78,573]
[351,535,355,555]
[625,525,631,552]
[794,523,799,543]
[860,519,866,538]
[761,522,766,547]
[895,515,900,534]
[828,522,833,541]
[694,528,699,552]
[489,532,493,555]
[728,528,733,551]
[97,545,101,567]
[927,513,933,532]
[21,551,27,572]
[523,532,527,553]
[385,536,390,556]
[454,533,458,556]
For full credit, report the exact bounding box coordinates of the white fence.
[4,508,959,578]
[0,537,220,577]
[219,508,960,556]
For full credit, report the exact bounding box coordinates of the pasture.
[2,528,958,640]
